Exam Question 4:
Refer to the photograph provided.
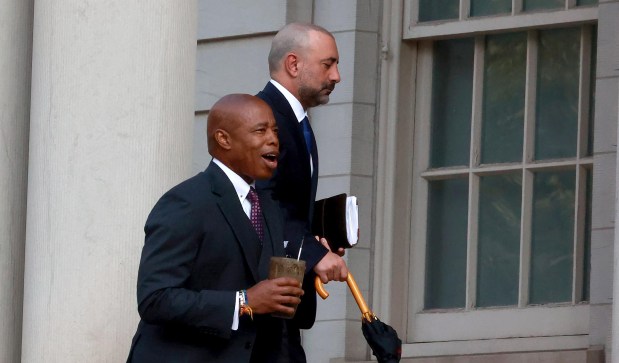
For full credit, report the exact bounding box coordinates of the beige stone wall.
[595,1,619,362]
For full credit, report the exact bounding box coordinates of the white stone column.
[0,0,34,362]
[21,1,197,362]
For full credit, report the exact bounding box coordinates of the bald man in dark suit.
[127,94,303,363]
[256,23,348,363]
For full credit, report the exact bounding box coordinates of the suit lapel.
[257,188,284,278]
[260,83,299,132]
[260,82,314,181]
[207,163,261,282]
[258,82,317,249]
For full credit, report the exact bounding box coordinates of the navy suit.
[127,162,289,363]
[256,82,330,362]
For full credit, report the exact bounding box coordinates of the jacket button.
[245,341,252,350]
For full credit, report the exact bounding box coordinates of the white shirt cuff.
[232,291,240,330]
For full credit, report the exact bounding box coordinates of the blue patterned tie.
[300,117,312,156]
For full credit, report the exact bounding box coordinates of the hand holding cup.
[246,275,304,316]
[267,256,306,318]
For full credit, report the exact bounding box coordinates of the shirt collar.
[212,158,253,200]
[270,79,307,123]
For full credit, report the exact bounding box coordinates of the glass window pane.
[425,178,469,309]
[419,0,460,22]
[481,32,527,164]
[430,38,474,168]
[587,27,597,157]
[529,170,575,304]
[523,0,564,11]
[477,173,522,307]
[577,0,598,5]
[535,27,581,160]
[471,0,511,17]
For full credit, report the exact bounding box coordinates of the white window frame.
[387,1,599,358]
[403,0,598,40]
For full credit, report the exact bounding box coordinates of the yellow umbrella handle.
[315,273,376,322]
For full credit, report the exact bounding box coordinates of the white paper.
[346,196,359,246]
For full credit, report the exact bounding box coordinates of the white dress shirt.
[270,79,313,175]
[212,158,254,331]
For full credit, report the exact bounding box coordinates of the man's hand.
[317,236,345,257]
[313,237,348,283]
[246,277,304,315]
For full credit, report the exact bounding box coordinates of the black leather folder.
[312,193,358,251]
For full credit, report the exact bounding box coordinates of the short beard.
[298,83,330,108]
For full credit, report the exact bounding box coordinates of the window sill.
[404,334,590,357]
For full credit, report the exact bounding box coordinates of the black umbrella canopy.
[361,319,402,363]
[315,274,402,362]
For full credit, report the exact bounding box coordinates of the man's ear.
[283,52,300,77]
[214,129,231,150]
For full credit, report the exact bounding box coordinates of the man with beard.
[127,94,304,363]
[256,23,348,363]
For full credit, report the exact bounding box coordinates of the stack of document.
[312,193,359,251]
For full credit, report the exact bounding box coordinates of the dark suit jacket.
[256,82,329,332]
[127,162,289,363]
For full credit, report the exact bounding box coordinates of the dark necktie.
[300,117,313,156]
[247,187,264,241]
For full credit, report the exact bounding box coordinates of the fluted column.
[21,1,197,361]
[0,0,34,362]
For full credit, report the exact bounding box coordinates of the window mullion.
[512,0,523,14]
[572,25,591,303]
[519,169,533,307]
[460,0,471,20]
[566,0,576,10]
[466,36,485,310]
[467,174,480,310]
[471,36,484,168]
[519,30,538,307]
[524,30,538,165]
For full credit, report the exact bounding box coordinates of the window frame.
[403,0,597,40]
[403,11,596,356]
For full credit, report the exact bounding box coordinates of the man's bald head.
[207,94,279,182]
[267,22,334,75]
[207,94,258,154]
